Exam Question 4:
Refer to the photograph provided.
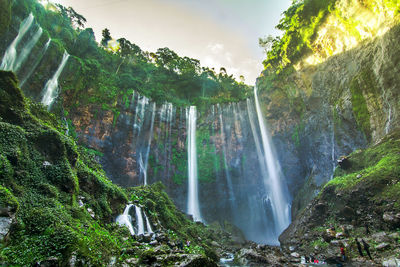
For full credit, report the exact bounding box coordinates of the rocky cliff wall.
[256,0,400,218]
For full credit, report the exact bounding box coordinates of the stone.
[382,258,400,267]
[87,208,95,218]
[0,217,12,241]
[125,258,139,265]
[383,212,400,227]
[337,156,351,169]
[372,232,390,243]
[388,232,400,240]
[376,242,390,250]
[290,252,300,258]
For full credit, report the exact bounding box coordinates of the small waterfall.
[135,205,145,235]
[187,106,202,222]
[41,51,70,109]
[116,204,135,235]
[385,100,392,134]
[14,26,43,72]
[142,102,156,185]
[218,104,235,204]
[253,86,291,244]
[1,14,35,71]
[144,212,154,234]
[330,119,336,179]
[20,39,51,87]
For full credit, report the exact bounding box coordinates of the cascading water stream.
[330,118,336,179]
[135,206,145,235]
[141,102,156,185]
[144,212,154,234]
[1,13,35,71]
[14,26,43,72]
[218,104,236,205]
[253,86,291,243]
[187,106,202,222]
[20,39,51,87]
[41,51,70,109]
[116,204,135,235]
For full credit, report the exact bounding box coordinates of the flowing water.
[187,106,202,222]
[116,204,135,235]
[13,26,43,72]
[20,39,51,87]
[135,205,145,235]
[41,51,70,109]
[253,86,291,243]
[0,14,35,71]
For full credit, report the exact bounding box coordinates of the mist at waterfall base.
[2,14,292,246]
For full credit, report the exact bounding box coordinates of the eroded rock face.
[257,23,400,217]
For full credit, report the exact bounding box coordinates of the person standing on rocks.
[355,239,364,257]
[361,239,372,260]
[339,242,346,262]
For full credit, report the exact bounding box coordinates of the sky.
[50,0,292,84]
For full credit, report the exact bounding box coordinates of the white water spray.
[144,212,154,234]
[116,204,135,235]
[253,86,291,242]
[41,51,70,109]
[1,14,35,71]
[20,38,51,87]
[14,26,43,72]
[187,106,202,222]
[135,206,145,235]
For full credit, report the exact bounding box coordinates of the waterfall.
[187,106,202,222]
[1,14,35,71]
[252,86,291,244]
[142,102,156,185]
[14,26,43,72]
[20,39,51,87]
[116,204,135,235]
[385,100,392,134]
[144,212,154,234]
[218,104,235,204]
[135,205,145,235]
[41,51,70,109]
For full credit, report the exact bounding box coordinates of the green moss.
[326,131,400,197]
[0,185,19,212]
[349,74,372,141]
[197,128,219,183]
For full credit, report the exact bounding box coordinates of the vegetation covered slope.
[279,129,400,264]
[0,71,235,266]
[6,0,251,111]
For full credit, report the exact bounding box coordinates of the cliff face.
[256,0,400,218]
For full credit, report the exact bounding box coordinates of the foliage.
[261,0,337,71]
[12,0,252,116]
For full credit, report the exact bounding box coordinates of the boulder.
[382,258,400,267]
[376,242,390,251]
[0,216,12,241]
[371,232,390,243]
[383,212,400,228]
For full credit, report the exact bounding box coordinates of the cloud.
[207,43,224,54]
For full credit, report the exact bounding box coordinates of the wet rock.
[372,232,390,243]
[339,205,355,220]
[337,156,351,169]
[383,212,400,228]
[376,242,390,250]
[382,258,400,267]
[125,258,139,265]
[177,254,217,267]
[290,252,300,258]
[388,232,400,240]
[37,257,59,266]
[0,216,12,241]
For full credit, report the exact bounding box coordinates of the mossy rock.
[0,185,19,212]
[0,71,27,125]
